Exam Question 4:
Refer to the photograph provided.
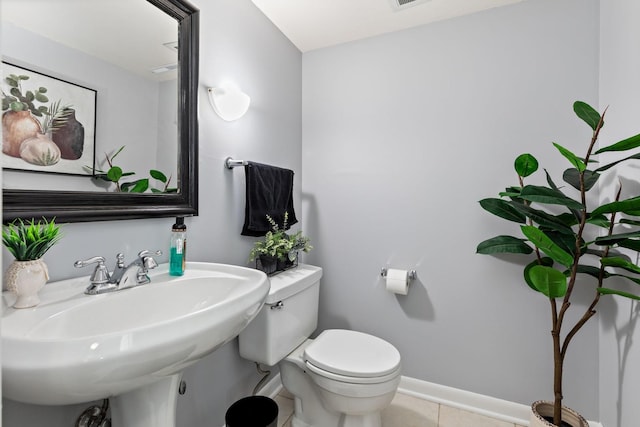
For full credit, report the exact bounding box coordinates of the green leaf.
[476,235,533,255]
[573,101,601,131]
[562,168,600,192]
[595,152,640,172]
[586,213,610,228]
[528,265,567,298]
[553,142,586,172]
[479,198,526,223]
[107,166,123,182]
[122,179,149,193]
[9,101,24,111]
[594,133,640,154]
[617,240,640,252]
[510,204,575,235]
[520,225,574,267]
[544,169,561,191]
[514,154,538,178]
[595,231,640,247]
[34,93,48,103]
[601,257,640,275]
[545,230,580,257]
[556,212,579,227]
[620,218,640,227]
[150,169,167,182]
[524,257,553,291]
[5,76,18,87]
[585,248,632,263]
[519,185,584,210]
[598,288,640,301]
[110,145,126,161]
[592,196,640,216]
[574,264,606,279]
[130,178,149,193]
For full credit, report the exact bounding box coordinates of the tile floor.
[273,390,527,427]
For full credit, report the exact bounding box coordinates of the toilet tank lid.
[265,264,323,304]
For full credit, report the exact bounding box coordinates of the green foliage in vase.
[2,73,71,132]
[249,212,313,262]
[2,218,62,261]
[85,145,177,193]
[31,147,62,166]
[477,101,640,426]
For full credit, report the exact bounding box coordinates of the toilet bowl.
[239,265,401,427]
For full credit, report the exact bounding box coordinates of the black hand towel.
[241,161,298,236]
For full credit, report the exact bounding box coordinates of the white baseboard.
[257,373,604,427]
[398,376,603,427]
[256,371,284,399]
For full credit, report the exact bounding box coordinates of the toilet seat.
[305,359,401,385]
[303,329,401,382]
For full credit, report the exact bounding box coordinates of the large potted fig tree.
[477,101,640,427]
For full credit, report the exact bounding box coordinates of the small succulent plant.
[2,218,62,261]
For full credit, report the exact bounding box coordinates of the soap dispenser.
[170,217,187,276]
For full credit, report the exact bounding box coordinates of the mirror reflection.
[2,0,179,194]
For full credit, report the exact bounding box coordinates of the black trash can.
[225,396,278,427]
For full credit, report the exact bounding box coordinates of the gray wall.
[7,0,640,426]
[1,0,302,425]
[302,0,601,420]
[598,2,640,427]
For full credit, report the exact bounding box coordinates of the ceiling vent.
[390,0,431,11]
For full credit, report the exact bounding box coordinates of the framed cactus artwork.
[1,62,96,176]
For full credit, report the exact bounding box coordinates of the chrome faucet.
[75,250,162,295]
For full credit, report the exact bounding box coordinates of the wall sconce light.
[207,83,250,121]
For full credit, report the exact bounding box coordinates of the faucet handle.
[138,250,162,271]
[138,249,162,258]
[74,256,110,285]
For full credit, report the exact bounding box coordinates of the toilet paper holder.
[380,268,417,281]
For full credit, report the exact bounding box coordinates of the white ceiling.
[251,0,524,52]
[1,0,178,82]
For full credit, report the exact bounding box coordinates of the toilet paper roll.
[385,268,409,295]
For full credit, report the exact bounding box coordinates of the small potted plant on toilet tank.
[249,212,312,275]
[477,101,640,427]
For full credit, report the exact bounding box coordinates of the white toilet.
[239,264,401,427]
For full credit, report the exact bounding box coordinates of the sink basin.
[2,262,269,425]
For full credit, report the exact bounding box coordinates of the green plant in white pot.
[477,101,640,427]
[2,217,62,308]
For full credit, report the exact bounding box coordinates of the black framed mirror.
[2,0,199,223]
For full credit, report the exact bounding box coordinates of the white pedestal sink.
[2,262,269,427]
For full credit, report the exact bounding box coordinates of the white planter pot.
[4,259,49,308]
[530,400,588,427]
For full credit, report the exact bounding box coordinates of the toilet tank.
[239,264,322,366]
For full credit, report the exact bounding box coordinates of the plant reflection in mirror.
[84,145,177,193]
